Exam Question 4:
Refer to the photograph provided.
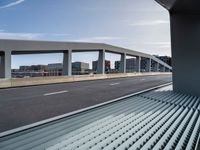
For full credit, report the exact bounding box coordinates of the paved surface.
[0,74,172,132]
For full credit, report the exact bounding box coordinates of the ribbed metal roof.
[0,85,199,150]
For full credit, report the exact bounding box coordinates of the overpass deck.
[0,84,199,150]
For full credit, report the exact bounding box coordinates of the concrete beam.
[63,50,72,76]
[0,51,11,79]
[97,50,105,74]
[119,53,126,73]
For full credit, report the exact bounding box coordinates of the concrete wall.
[0,73,171,89]
[171,13,200,96]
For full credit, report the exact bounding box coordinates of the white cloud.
[0,32,70,40]
[74,36,124,43]
[0,0,25,9]
[129,20,169,26]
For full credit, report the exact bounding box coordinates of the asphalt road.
[0,74,172,132]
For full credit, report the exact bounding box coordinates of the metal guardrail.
[0,83,199,150]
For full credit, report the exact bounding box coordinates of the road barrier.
[0,72,171,88]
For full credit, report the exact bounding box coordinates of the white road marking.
[43,90,68,96]
[110,83,120,86]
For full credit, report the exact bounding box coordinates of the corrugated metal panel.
[0,85,199,150]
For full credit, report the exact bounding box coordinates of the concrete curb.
[0,72,172,89]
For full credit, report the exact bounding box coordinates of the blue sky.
[0,0,171,69]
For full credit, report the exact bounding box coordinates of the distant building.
[115,58,136,72]
[115,61,121,71]
[154,55,172,66]
[105,60,111,73]
[126,58,136,72]
[12,65,48,78]
[19,65,48,72]
[48,63,63,70]
[141,58,148,72]
[72,62,89,75]
[92,61,98,72]
[92,60,111,73]
[48,63,63,76]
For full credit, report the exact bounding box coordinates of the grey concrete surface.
[0,74,172,132]
[156,0,200,96]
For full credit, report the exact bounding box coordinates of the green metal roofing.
[0,85,199,150]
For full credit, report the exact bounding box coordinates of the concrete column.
[156,0,200,96]
[97,49,105,74]
[63,50,72,76]
[136,56,141,72]
[170,13,200,96]
[119,53,126,73]
[0,51,11,78]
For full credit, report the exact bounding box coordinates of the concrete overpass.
[155,0,200,96]
[0,39,171,79]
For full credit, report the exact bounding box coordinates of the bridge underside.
[156,0,200,96]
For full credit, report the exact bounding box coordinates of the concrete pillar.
[97,49,105,74]
[119,53,126,73]
[63,50,72,76]
[170,13,200,95]
[155,0,200,96]
[0,51,12,78]
[136,56,141,72]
